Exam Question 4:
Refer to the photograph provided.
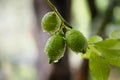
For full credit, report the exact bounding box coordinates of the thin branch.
[46,0,72,28]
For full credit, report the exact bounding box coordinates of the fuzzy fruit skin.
[45,33,65,63]
[66,29,88,53]
[41,12,61,34]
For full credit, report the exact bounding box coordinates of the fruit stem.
[46,0,72,29]
[62,23,71,31]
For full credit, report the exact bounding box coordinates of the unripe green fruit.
[45,33,65,63]
[41,12,61,34]
[66,29,88,53]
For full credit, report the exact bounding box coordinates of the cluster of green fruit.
[41,11,88,63]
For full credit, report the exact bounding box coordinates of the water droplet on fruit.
[53,60,58,63]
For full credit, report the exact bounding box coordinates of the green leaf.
[89,48,110,80]
[95,39,120,67]
[109,30,120,39]
[95,39,120,49]
[88,35,103,44]
[95,47,120,67]
[81,48,91,59]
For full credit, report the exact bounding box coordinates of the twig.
[46,0,72,28]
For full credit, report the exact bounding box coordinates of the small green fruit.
[41,12,61,34]
[45,33,65,63]
[66,29,88,53]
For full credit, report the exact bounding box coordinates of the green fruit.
[41,12,61,34]
[45,33,65,63]
[66,29,88,53]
